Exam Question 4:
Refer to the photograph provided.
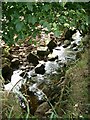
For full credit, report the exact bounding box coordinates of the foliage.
[2,2,89,46]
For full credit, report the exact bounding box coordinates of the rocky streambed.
[2,29,84,118]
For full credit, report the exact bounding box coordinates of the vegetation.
[2,2,89,46]
[1,1,90,119]
[65,48,90,119]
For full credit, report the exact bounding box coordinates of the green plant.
[2,2,89,46]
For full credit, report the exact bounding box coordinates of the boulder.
[63,40,71,48]
[34,102,50,117]
[76,51,81,59]
[35,64,45,75]
[48,53,58,61]
[37,46,49,57]
[71,43,77,48]
[11,58,20,69]
[65,29,76,40]
[2,64,13,84]
[47,40,57,52]
[27,53,39,66]
[20,71,28,78]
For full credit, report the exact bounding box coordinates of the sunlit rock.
[37,46,49,57]
[63,40,71,48]
[48,53,58,61]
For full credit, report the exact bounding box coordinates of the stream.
[4,30,83,115]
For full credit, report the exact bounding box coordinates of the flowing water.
[4,30,83,108]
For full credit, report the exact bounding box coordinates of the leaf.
[54,30,60,37]
[43,4,50,12]
[28,39,33,44]
[32,17,37,25]
[27,15,32,23]
[43,21,49,28]
[27,15,37,25]
[26,3,33,11]
[16,22,24,32]
[47,24,51,31]
[39,20,45,25]
[53,22,57,28]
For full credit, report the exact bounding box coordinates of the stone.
[65,29,77,40]
[11,58,20,69]
[76,51,81,59]
[47,40,57,52]
[63,40,71,48]
[71,43,77,48]
[57,41,62,46]
[35,64,45,75]
[48,53,58,61]
[11,54,18,58]
[20,71,28,78]
[27,53,39,66]
[34,102,50,117]
[2,64,13,84]
[37,46,49,57]
[14,45,19,50]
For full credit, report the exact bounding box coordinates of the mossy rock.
[2,57,10,67]
[63,40,71,48]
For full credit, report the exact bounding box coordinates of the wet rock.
[19,52,25,57]
[47,40,57,52]
[63,40,71,48]
[34,102,50,117]
[2,64,13,84]
[65,29,77,40]
[14,45,19,50]
[57,41,62,46]
[73,47,78,51]
[10,54,19,58]
[11,58,20,69]
[27,53,39,66]
[48,53,58,61]
[76,51,82,59]
[37,46,49,57]
[71,43,77,48]
[20,71,28,78]
[49,32,55,40]
[35,64,45,75]
[20,85,39,115]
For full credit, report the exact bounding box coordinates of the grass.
[64,48,90,119]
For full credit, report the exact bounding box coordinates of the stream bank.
[61,47,90,119]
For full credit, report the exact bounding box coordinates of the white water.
[4,30,82,94]
[4,70,26,93]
